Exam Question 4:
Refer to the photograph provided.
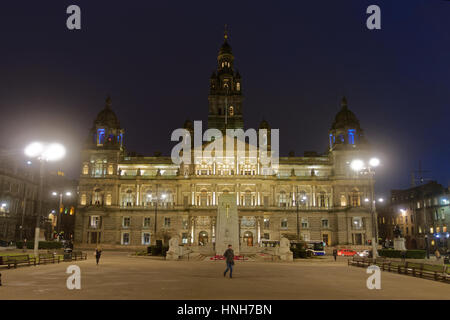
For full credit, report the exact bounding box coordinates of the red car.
[337,249,357,256]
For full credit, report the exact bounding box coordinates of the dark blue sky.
[0,1,449,198]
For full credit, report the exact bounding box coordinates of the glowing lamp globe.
[42,143,66,161]
[369,158,380,167]
[350,159,364,172]
[24,142,44,158]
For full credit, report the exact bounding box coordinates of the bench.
[349,257,450,283]
[71,251,87,261]
[1,255,36,269]
[348,256,375,268]
[38,253,60,265]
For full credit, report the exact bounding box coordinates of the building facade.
[378,181,449,251]
[0,149,77,244]
[75,34,379,252]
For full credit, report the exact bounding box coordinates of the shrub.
[150,245,161,256]
[378,249,426,259]
[16,241,63,250]
[291,247,307,259]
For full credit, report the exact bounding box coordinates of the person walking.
[95,248,102,266]
[332,248,337,261]
[223,244,234,279]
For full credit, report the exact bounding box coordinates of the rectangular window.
[164,217,171,228]
[81,194,87,205]
[182,233,188,244]
[106,194,112,206]
[90,215,100,229]
[281,218,288,229]
[352,217,362,229]
[182,218,189,229]
[301,218,309,229]
[142,233,151,245]
[322,234,329,246]
[321,219,329,228]
[264,218,270,229]
[143,217,151,228]
[122,233,130,245]
[123,217,131,228]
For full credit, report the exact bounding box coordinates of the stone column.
[136,184,140,206]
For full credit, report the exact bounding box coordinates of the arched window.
[236,82,240,91]
[82,164,89,175]
[229,106,234,116]
[123,190,133,207]
[106,193,112,206]
[351,190,360,207]
[200,190,208,207]
[145,191,152,206]
[244,190,252,206]
[94,189,103,205]
[318,192,326,207]
[80,194,87,206]
[340,194,347,207]
[93,160,104,177]
[279,191,287,207]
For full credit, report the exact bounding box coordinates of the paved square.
[0,251,448,299]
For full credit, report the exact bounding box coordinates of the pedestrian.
[435,249,441,260]
[400,250,406,262]
[223,244,234,279]
[95,247,102,265]
[332,248,337,261]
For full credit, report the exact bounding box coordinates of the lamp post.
[25,142,65,257]
[350,157,380,258]
[52,191,72,237]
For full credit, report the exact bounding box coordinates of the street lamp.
[51,190,72,238]
[24,142,66,257]
[350,157,380,258]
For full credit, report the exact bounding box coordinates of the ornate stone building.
[75,34,378,251]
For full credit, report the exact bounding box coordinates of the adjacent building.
[378,181,449,251]
[0,149,77,244]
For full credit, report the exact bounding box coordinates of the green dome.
[94,97,121,129]
[331,97,361,130]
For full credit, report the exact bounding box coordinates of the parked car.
[337,249,358,256]
[357,250,370,257]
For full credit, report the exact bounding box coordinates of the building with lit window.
[0,150,77,244]
[378,181,450,251]
[75,33,379,252]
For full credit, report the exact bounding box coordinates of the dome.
[94,96,121,129]
[219,39,233,56]
[331,97,361,130]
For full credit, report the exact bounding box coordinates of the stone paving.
[0,251,448,300]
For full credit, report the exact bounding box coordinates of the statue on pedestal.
[393,225,406,251]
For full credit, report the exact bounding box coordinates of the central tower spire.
[208,27,244,132]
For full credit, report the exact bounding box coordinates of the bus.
[305,241,326,256]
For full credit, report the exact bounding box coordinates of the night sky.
[0,1,449,198]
